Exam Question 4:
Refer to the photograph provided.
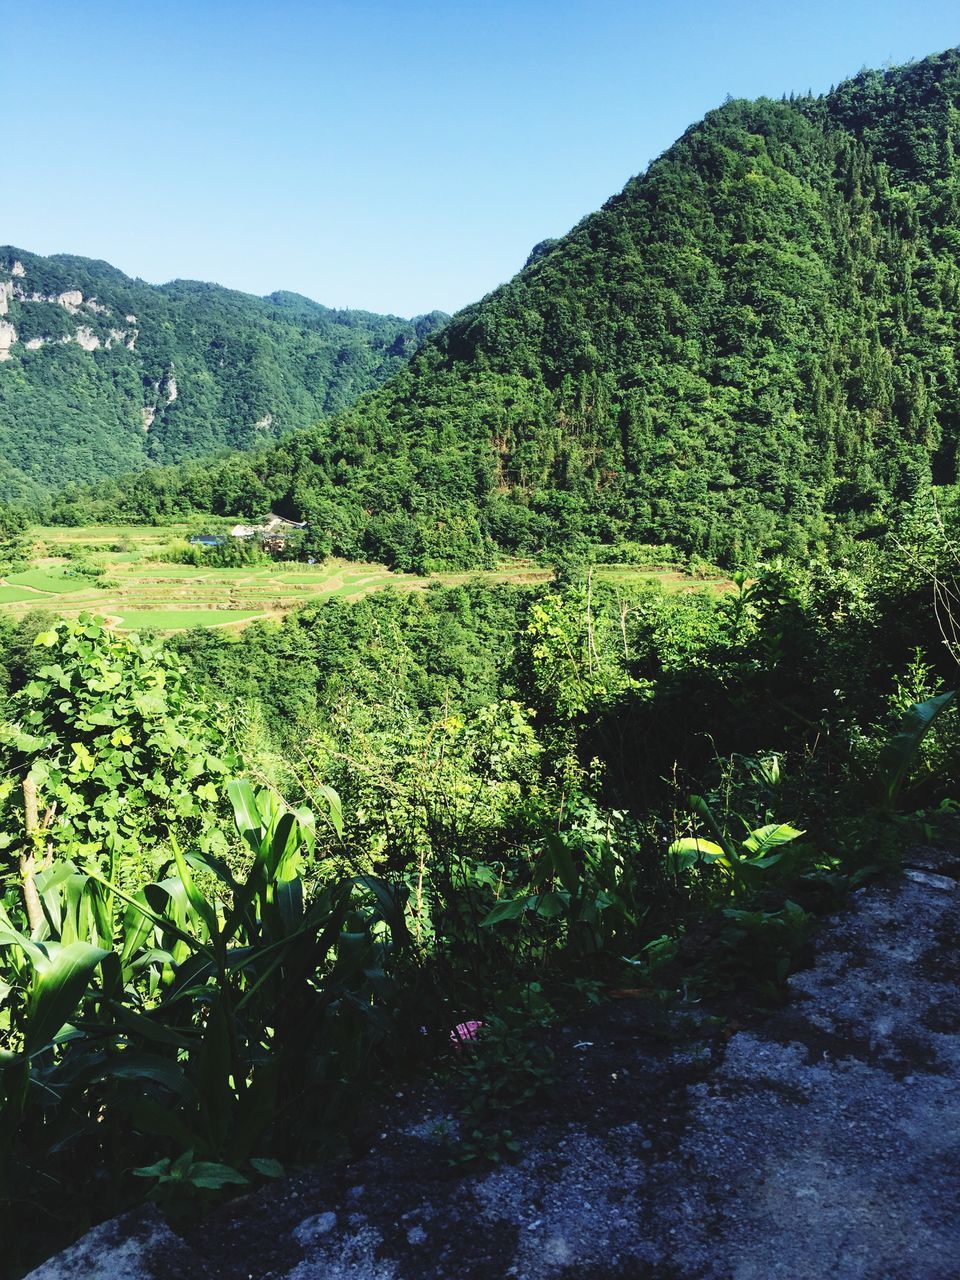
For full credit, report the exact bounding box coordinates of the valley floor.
[0,526,728,632]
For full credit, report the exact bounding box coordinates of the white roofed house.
[230,513,306,537]
[229,513,307,554]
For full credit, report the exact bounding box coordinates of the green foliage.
[171,581,533,748]
[165,536,269,568]
[523,586,650,723]
[481,794,646,959]
[706,901,814,1001]
[450,1007,555,1167]
[133,1151,252,1194]
[668,795,805,889]
[0,615,235,878]
[0,527,955,1268]
[0,505,29,575]
[876,688,958,808]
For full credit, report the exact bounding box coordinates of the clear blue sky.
[5,0,959,316]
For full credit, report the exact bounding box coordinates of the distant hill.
[0,247,447,503]
[54,49,960,569]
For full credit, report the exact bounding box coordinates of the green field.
[0,525,728,632]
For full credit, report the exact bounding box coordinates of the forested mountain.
[55,49,960,569]
[0,247,447,503]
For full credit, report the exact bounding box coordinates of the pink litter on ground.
[450,1019,484,1048]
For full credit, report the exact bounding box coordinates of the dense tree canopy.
[56,49,960,570]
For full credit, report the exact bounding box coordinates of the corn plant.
[0,778,408,1196]
[875,689,957,809]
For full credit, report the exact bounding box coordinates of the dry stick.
[585,567,599,675]
[20,777,45,936]
[892,504,960,671]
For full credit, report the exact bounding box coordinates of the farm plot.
[0,526,729,633]
[0,534,411,631]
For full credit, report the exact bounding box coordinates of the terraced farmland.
[0,530,415,630]
[0,525,727,632]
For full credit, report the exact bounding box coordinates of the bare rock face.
[56,290,83,314]
[0,279,12,317]
[24,1207,196,1280]
[0,319,17,360]
[24,857,960,1280]
[74,326,101,352]
[660,860,960,1280]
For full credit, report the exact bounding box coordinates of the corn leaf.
[25,941,110,1056]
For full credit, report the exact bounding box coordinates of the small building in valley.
[229,513,307,554]
[230,513,306,539]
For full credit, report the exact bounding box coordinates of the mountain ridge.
[0,245,447,504]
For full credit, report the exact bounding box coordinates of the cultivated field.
[0,525,728,632]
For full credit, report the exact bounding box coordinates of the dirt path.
[27,850,960,1279]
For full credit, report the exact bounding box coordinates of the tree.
[0,615,237,897]
[0,505,29,576]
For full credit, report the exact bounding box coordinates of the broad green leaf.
[668,836,727,862]
[94,1053,197,1098]
[87,871,213,959]
[877,690,957,807]
[533,890,569,919]
[742,824,805,857]
[187,1162,250,1189]
[746,852,786,869]
[228,778,262,853]
[268,812,300,881]
[481,896,533,926]
[170,833,219,940]
[25,941,110,1055]
[275,876,304,934]
[108,1002,197,1049]
[541,832,579,895]
[356,875,408,942]
[313,782,343,838]
[120,893,157,964]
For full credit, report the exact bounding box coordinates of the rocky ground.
[27,848,960,1280]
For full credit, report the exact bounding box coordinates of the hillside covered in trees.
[62,48,960,570]
[0,247,447,504]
